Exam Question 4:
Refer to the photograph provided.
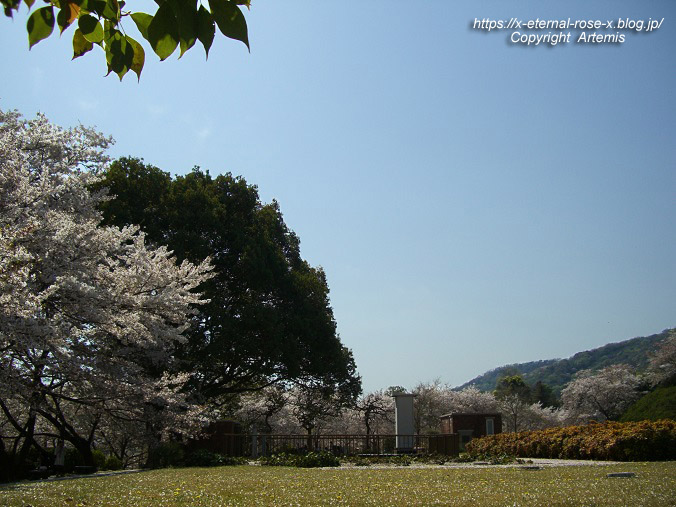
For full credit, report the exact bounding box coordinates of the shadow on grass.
[0,469,147,490]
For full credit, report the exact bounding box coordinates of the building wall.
[440,413,502,436]
[439,413,502,450]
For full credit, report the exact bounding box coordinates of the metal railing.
[205,433,459,457]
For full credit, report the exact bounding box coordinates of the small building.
[439,413,502,450]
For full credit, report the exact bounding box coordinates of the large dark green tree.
[95,157,361,403]
[2,0,251,80]
[494,374,531,402]
[530,380,557,407]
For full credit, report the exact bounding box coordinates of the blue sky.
[2,1,675,393]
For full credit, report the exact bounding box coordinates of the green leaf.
[130,12,152,40]
[209,0,248,50]
[126,35,145,81]
[3,0,16,18]
[60,2,80,33]
[27,6,55,49]
[72,27,93,58]
[101,0,119,20]
[56,5,71,33]
[24,0,35,9]
[147,2,178,60]
[85,0,107,18]
[78,14,103,43]
[196,5,214,58]
[103,18,114,42]
[105,28,134,80]
[175,0,198,58]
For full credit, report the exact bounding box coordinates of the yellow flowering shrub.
[466,419,676,461]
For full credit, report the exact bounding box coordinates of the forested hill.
[457,329,673,396]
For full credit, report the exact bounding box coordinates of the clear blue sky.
[2,1,675,393]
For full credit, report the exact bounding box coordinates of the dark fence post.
[251,429,258,458]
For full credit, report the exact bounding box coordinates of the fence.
[198,433,459,457]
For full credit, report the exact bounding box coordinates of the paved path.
[3,459,624,486]
[336,458,622,470]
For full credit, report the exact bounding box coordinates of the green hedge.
[465,420,676,461]
[184,449,246,467]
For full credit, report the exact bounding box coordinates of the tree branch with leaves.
[2,0,251,80]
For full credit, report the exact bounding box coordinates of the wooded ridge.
[457,329,673,395]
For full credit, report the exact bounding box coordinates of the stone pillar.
[392,393,416,453]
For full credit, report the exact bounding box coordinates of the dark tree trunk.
[15,414,37,474]
[305,428,313,451]
[0,437,10,482]
[71,438,95,468]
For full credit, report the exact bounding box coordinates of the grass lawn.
[1,462,675,506]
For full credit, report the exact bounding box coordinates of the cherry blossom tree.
[519,402,563,431]
[561,365,644,424]
[412,379,452,433]
[447,386,499,414]
[355,390,393,437]
[288,375,360,450]
[648,331,676,386]
[233,385,288,433]
[411,381,562,434]
[0,110,212,477]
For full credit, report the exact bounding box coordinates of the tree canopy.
[0,111,213,478]
[94,157,361,403]
[494,374,531,402]
[2,0,251,80]
[0,113,360,478]
[561,365,644,423]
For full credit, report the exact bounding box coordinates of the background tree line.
[239,332,673,439]
[457,329,672,397]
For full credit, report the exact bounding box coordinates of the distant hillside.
[457,329,673,396]
[620,386,676,422]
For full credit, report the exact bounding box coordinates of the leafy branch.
[2,0,251,80]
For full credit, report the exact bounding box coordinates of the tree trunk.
[0,437,10,482]
[16,414,37,472]
[70,436,95,468]
[306,428,313,451]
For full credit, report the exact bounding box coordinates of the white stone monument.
[392,392,416,453]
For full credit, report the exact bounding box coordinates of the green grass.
[1,463,675,506]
